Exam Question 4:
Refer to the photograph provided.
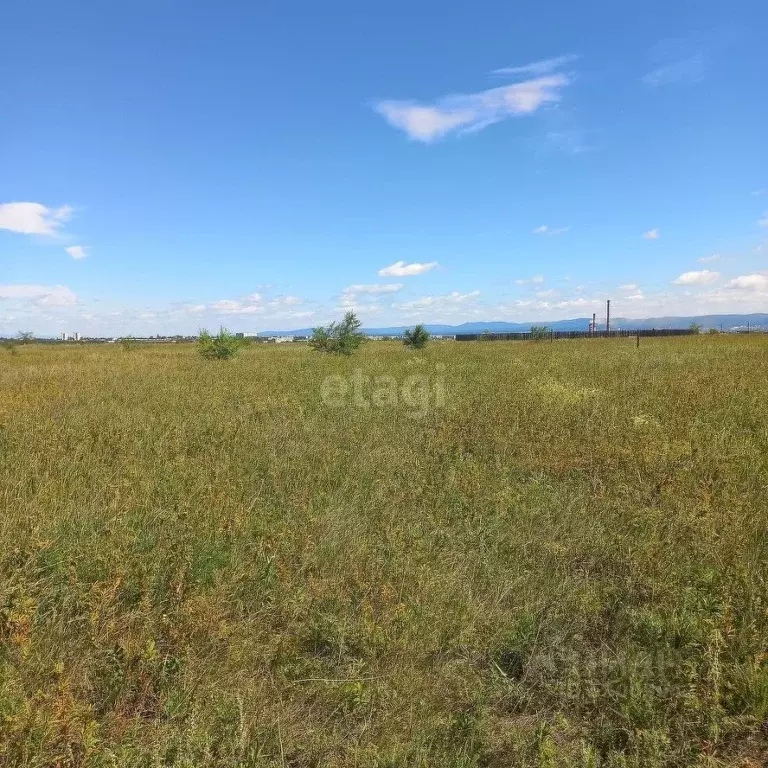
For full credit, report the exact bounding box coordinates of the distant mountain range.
[259,313,768,337]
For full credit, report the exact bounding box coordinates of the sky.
[1,0,767,336]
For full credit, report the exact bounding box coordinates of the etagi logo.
[320,365,446,418]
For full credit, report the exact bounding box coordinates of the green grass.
[1,336,767,766]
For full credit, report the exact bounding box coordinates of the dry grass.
[1,336,767,766]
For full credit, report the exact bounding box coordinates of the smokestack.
[592,313,596,334]
[606,300,611,333]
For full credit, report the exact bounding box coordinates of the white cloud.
[66,245,88,260]
[723,273,768,293]
[698,253,721,264]
[343,283,403,295]
[643,228,659,240]
[375,63,572,142]
[211,299,264,315]
[0,283,77,306]
[378,260,438,277]
[550,297,597,310]
[758,211,768,228]
[492,54,579,77]
[395,290,481,313]
[532,224,569,236]
[204,292,309,317]
[619,283,639,292]
[535,289,558,298]
[339,283,403,310]
[673,270,720,285]
[515,274,545,285]
[0,202,73,236]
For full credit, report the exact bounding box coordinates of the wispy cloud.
[643,228,660,240]
[492,54,579,77]
[642,36,707,86]
[758,211,768,228]
[378,260,438,277]
[340,283,403,308]
[532,224,569,236]
[205,293,296,316]
[0,202,73,236]
[698,253,721,263]
[65,245,88,260]
[673,270,720,285]
[394,290,481,314]
[0,283,77,306]
[343,283,403,295]
[515,274,545,285]
[375,58,574,142]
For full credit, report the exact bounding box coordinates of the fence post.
[636,331,640,349]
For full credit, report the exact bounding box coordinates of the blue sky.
[1,0,766,335]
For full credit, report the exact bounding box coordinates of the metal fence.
[455,328,697,342]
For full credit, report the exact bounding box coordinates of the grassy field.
[1,336,767,767]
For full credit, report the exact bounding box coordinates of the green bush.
[530,325,549,341]
[197,327,242,360]
[403,324,430,350]
[309,311,364,356]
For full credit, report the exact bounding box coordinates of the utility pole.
[592,313,596,335]
[606,299,611,334]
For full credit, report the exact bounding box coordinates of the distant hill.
[258,313,768,337]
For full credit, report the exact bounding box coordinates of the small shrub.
[120,337,136,351]
[708,327,719,335]
[403,324,430,350]
[198,327,242,360]
[17,331,34,345]
[689,322,702,334]
[480,329,492,341]
[309,311,364,356]
[530,325,549,341]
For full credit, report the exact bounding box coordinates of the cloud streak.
[642,35,707,86]
[532,224,569,236]
[375,59,573,142]
[492,54,579,77]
